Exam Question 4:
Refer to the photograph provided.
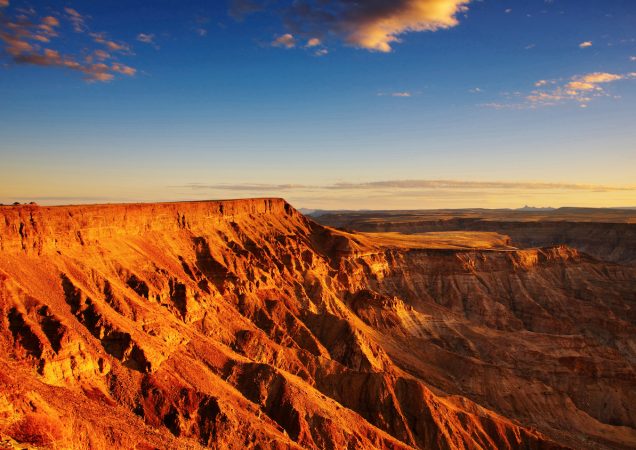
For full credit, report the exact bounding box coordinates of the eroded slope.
[0,199,634,449]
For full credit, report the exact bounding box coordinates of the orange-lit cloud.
[577,72,623,84]
[579,41,592,48]
[10,48,118,82]
[488,72,635,109]
[91,32,130,53]
[111,63,136,76]
[234,0,471,52]
[528,72,629,106]
[93,49,110,60]
[0,0,9,8]
[272,33,296,48]
[337,0,471,52]
[0,5,136,82]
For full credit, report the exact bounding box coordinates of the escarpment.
[0,200,634,449]
[314,211,636,265]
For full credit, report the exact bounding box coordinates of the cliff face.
[313,214,636,265]
[0,200,634,449]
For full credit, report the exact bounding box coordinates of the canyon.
[0,199,634,449]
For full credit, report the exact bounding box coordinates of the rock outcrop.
[0,199,634,449]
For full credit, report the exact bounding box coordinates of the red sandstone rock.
[0,199,633,449]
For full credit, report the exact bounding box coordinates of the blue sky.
[1,0,635,209]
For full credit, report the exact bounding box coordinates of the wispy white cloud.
[377,91,414,97]
[192,15,210,37]
[137,33,154,44]
[579,41,593,48]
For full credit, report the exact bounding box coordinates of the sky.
[1,0,635,210]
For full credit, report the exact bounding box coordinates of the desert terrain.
[0,199,634,449]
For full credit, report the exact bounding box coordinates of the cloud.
[1,12,62,57]
[181,179,636,193]
[174,179,636,208]
[229,0,263,20]
[93,49,110,60]
[272,33,296,49]
[0,5,136,82]
[377,91,414,97]
[488,72,634,109]
[111,63,136,76]
[91,32,131,53]
[314,48,328,56]
[41,16,59,28]
[326,180,636,191]
[64,8,87,33]
[137,32,159,49]
[631,56,636,61]
[579,41,593,48]
[578,72,623,84]
[306,37,321,47]
[232,0,471,52]
[192,15,209,37]
[531,72,627,105]
[11,49,116,82]
[0,0,8,8]
[137,33,155,44]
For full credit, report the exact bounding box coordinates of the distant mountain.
[516,205,556,211]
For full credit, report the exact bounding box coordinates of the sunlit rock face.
[0,199,634,449]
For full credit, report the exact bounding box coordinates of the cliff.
[313,212,636,265]
[0,199,634,449]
